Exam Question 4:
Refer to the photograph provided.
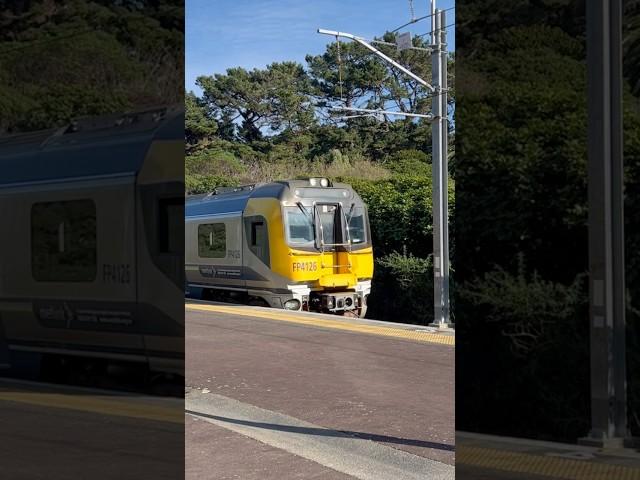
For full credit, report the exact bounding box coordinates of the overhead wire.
[416,22,456,39]
[390,6,455,34]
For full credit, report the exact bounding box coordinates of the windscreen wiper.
[346,202,355,221]
[296,202,313,221]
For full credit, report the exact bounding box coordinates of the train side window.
[31,199,97,282]
[198,223,226,258]
[245,216,270,267]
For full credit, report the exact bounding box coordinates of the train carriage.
[185,178,374,317]
[0,107,184,377]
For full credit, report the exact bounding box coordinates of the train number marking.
[292,261,318,272]
[103,264,131,284]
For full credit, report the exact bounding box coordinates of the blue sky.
[186,0,455,93]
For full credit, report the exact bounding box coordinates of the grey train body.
[0,107,184,376]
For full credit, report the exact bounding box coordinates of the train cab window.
[347,206,367,244]
[318,205,338,246]
[284,207,314,247]
[245,216,270,266]
[31,200,97,282]
[198,223,226,258]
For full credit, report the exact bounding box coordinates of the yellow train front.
[185,178,374,317]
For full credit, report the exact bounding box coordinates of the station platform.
[0,377,184,480]
[186,300,455,479]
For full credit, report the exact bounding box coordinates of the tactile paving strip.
[186,302,455,346]
[457,445,640,480]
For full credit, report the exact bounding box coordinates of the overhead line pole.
[429,5,451,329]
[318,4,452,329]
[581,0,629,448]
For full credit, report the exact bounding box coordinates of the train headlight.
[284,299,301,310]
[309,177,330,187]
[345,297,353,308]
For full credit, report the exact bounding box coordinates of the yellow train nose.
[317,273,358,289]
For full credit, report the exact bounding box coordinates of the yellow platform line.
[0,391,183,424]
[458,445,640,480]
[186,303,455,346]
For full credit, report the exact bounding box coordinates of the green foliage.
[185,174,239,195]
[457,25,588,283]
[461,256,587,357]
[186,147,248,178]
[0,0,183,132]
[385,149,431,175]
[457,256,590,440]
[368,252,434,325]
[346,173,453,258]
[186,91,217,149]
[624,0,640,95]
[196,62,315,142]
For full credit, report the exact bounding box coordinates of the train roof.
[185,178,363,218]
[0,106,183,186]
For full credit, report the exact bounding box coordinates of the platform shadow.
[186,409,455,452]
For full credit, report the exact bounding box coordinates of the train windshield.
[284,204,368,248]
[284,207,315,247]
[346,206,367,244]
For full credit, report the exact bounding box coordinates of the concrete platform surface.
[0,378,184,480]
[186,301,455,479]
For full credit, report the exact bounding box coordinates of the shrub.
[185,174,239,195]
[385,149,432,176]
[460,255,586,357]
[456,256,590,441]
[367,252,434,325]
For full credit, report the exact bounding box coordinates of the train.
[0,106,184,378]
[185,178,374,317]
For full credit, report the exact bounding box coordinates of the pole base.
[578,434,637,451]
[428,321,455,331]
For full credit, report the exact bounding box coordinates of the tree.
[624,0,640,95]
[196,62,315,143]
[0,0,183,132]
[185,90,217,149]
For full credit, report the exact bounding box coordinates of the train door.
[242,214,273,295]
[136,133,185,376]
[315,203,352,275]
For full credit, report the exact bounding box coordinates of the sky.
[186,0,455,93]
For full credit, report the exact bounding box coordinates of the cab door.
[315,203,356,287]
